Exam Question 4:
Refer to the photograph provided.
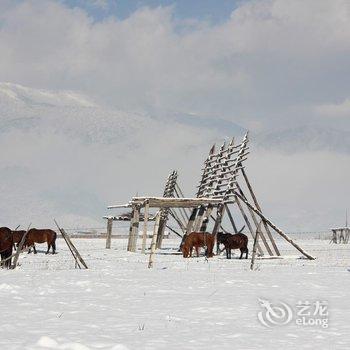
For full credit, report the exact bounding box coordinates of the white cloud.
[0,0,350,129]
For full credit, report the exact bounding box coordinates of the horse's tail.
[52,230,57,244]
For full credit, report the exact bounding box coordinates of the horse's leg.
[239,248,243,259]
[46,243,50,255]
[245,248,249,259]
[6,251,11,268]
[52,240,56,254]
[196,246,200,257]
[33,244,37,254]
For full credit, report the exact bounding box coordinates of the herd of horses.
[1,226,249,269]
[181,231,249,259]
[0,227,57,268]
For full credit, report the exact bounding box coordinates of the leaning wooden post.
[106,217,113,249]
[54,220,88,269]
[148,212,161,268]
[236,184,273,256]
[11,224,31,269]
[250,221,262,270]
[224,203,238,233]
[234,196,264,256]
[234,191,316,260]
[240,168,280,256]
[141,201,149,254]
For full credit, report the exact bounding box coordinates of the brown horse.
[24,229,57,254]
[223,233,249,259]
[182,232,215,258]
[0,227,13,268]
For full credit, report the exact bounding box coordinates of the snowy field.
[1,237,350,350]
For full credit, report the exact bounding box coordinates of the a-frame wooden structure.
[107,133,315,265]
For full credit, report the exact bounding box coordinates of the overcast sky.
[0,0,349,231]
[1,0,350,131]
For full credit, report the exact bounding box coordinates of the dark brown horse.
[24,229,57,254]
[216,231,232,254]
[0,227,13,268]
[223,233,249,259]
[182,232,215,258]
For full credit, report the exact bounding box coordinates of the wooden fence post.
[106,217,113,249]
[130,206,140,252]
[127,207,135,252]
[141,201,149,254]
[148,212,161,268]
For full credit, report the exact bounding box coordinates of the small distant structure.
[330,211,350,244]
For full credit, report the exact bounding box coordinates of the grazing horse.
[182,232,215,258]
[216,231,233,254]
[24,229,57,254]
[0,227,13,268]
[223,233,249,259]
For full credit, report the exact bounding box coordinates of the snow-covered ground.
[1,237,349,350]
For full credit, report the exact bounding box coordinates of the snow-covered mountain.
[254,125,350,154]
[0,82,158,146]
[0,82,246,228]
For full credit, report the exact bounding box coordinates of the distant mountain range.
[0,82,348,229]
[254,125,350,154]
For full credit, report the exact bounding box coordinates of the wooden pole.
[236,184,273,255]
[234,196,263,256]
[193,205,206,231]
[141,201,149,254]
[54,220,88,268]
[200,205,213,232]
[148,212,161,268]
[10,224,31,269]
[106,217,113,249]
[130,206,140,252]
[156,218,167,249]
[250,221,262,270]
[240,168,280,255]
[165,225,183,238]
[234,192,316,260]
[212,204,226,236]
[127,207,135,252]
[185,208,198,234]
[224,203,238,233]
[168,210,186,232]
